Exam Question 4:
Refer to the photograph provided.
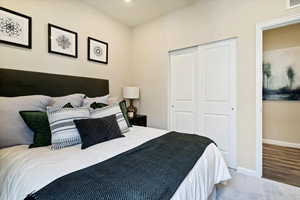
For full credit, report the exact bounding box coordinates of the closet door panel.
[173,57,193,100]
[174,112,194,133]
[197,39,237,168]
[169,48,197,133]
[204,114,229,151]
[204,45,230,102]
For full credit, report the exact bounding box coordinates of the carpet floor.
[216,172,300,200]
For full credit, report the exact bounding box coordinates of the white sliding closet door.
[169,39,237,169]
[197,39,237,168]
[169,47,197,134]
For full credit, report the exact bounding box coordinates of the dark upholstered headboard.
[0,68,109,97]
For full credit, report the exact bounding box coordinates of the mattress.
[0,126,231,200]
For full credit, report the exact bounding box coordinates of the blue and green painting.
[263,46,300,101]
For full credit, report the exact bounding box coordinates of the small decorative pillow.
[20,103,75,149]
[47,106,90,150]
[83,95,109,108]
[20,111,51,148]
[90,103,130,133]
[74,115,124,149]
[119,100,132,127]
[0,95,52,149]
[51,94,85,107]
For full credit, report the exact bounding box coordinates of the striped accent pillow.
[90,103,129,134]
[47,106,90,150]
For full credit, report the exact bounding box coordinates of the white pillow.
[47,106,90,150]
[90,103,129,134]
[51,94,85,107]
[83,95,109,108]
[0,95,52,148]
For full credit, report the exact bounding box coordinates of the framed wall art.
[48,24,77,58]
[0,7,32,49]
[263,46,300,101]
[88,37,108,64]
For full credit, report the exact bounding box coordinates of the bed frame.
[0,68,109,97]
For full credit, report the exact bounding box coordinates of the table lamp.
[123,87,139,118]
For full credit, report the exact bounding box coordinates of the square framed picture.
[88,37,108,64]
[0,7,32,49]
[48,24,77,58]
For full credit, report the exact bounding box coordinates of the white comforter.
[0,126,230,200]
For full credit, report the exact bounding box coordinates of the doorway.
[256,15,300,186]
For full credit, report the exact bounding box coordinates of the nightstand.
[129,114,147,127]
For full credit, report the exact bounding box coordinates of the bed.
[0,69,230,200]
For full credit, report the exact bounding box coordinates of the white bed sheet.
[0,126,231,200]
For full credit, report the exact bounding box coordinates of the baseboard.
[263,139,300,149]
[237,167,259,177]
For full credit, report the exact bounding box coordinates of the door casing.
[256,14,300,178]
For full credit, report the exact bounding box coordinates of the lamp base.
[127,99,137,118]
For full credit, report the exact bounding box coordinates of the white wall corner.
[237,167,260,177]
[263,139,300,149]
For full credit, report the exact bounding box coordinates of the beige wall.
[0,0,132,98]
[2,0,300,172]
[263,24,300,144]
[263,23,300,51]
[131,0,300,170]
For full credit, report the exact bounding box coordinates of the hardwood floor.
[263,143,300,187]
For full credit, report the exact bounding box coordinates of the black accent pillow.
[90,102,108,110]
[119,100,132,127]
[74,115,125,149]
[20,103,74,148]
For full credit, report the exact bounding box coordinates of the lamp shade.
[123,87,139,99]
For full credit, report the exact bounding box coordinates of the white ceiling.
[82,0,198,27]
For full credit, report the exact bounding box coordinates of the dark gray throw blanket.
[25,132,214,200]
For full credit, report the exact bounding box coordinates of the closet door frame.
[168,38,237,168]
